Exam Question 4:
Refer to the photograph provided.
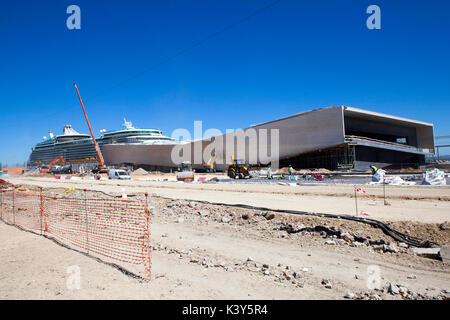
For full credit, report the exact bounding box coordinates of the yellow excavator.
[226,159,252,179]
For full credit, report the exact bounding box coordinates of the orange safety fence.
[0,189,152,278]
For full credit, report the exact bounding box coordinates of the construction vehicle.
[74,83,108,174]
[176,161,195,181]
[51,164,73,174]
[108,169,131,180]
[226,159,252,179]
[204,153,219,173]
[40,156,65,173]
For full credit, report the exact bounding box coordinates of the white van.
[108,169,131,180]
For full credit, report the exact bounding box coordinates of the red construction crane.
[73,83,108,173]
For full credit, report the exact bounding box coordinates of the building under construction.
[101,106,435,171]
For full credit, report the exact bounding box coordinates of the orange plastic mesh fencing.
[13,192,42,232]
[0,191,14,225]
[0,190,152,278]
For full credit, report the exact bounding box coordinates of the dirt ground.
[1,176,449,300]
[6,175,450,223]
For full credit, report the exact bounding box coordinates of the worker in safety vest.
[370,165,378,174]
[267,166,272,179]
[288,165,294,176]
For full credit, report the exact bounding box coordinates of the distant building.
[1,168,26,176]
[102,106,435,171]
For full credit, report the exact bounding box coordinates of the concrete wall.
[416,126,435,151]
[102,144,177,168]
[249,106,345,160]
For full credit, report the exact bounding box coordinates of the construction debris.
[0,179,13,190]
[421,168,447,185]
[410,247,441,259]
[321,279,332,289]
[370,169,415,185]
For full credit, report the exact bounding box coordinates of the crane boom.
[73,83,107,172]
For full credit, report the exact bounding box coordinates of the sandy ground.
[1,176,449,300]
[1,205,449,300]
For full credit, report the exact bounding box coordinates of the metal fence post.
[144,192,152,278]
[1,190,3,221]
[354,186,358,217]
[39,187,43,235]
[12,185,15,225]
[84,189,89,255]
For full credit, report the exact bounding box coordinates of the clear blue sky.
[1,0,449,166]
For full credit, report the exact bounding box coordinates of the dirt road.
[7,176,450,223]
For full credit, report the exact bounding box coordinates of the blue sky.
[1,0,449,166]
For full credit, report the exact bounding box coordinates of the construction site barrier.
[0,189,152,278]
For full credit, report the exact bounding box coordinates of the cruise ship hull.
[102,144,179,170]
[28,120,175,171]
[29,140,105,171]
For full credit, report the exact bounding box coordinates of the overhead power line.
[42,1,282,128]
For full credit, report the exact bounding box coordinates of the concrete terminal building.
[102,106,435,171]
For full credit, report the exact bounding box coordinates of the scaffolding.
[279,145,355,171]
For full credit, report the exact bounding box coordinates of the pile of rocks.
[254,211,276,220]
[344,291,381,300]
[344,283,450,300]
[386,282,449,300]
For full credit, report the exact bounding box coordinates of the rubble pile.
[422,168,447,186]
[344,284,449,300]
[0,179,13,190]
